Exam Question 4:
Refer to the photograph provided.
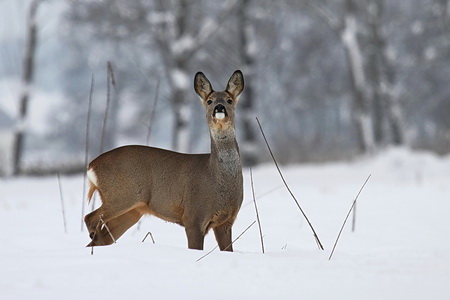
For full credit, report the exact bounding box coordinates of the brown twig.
[256,117,324,250]
[196,221,256,262]
[328,174,371,260]
[250,167,265,253]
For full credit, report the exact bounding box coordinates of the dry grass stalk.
[142,232,156,244]
[256,117,324,250]
[57,173,67,234]
[196,221,256,262]
[328,174,371,260]
[250,167,265,253]
[81,75,94,232]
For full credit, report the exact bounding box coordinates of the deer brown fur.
[84,70,244,251]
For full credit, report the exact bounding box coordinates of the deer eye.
[207,100,213,105]
[227,99,233,105]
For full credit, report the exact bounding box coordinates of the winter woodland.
[1,0,450,175]
[2,2,450,299]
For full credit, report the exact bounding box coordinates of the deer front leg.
[185,225,205,250]
[213,223,233,252]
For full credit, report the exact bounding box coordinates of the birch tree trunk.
[155,0,239,152]
[170,65,191,152]
[307,0,376,153]
[238,0,260,166]
[341,0,375,153]
[367,0,406,146]
[167,0,191,153]
[13,0,41,175]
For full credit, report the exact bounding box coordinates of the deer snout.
[213,104,227,120]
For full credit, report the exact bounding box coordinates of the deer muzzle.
[213,104,228,120]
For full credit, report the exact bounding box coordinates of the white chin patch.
[215,112,226,120]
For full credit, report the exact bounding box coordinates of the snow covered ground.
[1,148,449,299]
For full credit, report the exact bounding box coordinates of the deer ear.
[194,72,213,100]
[226,70,244,99]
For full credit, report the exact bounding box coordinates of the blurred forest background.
[1,0,449,176]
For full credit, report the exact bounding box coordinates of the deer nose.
[214,104,227,119]
[215,104,226,113]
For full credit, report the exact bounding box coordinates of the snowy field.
[1,148,449,299]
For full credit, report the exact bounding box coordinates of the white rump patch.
[87,168,98,187]
[215,112,226,120]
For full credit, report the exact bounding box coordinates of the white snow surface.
[1,148,449,299]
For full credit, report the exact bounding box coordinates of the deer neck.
[209,127,241,176]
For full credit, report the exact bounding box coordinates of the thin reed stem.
[196,221,256,262]
[81,75,94,231]
[328,174,371,260]
[256,117,324,250]
[250,167,265,253]
[142,232,156,244]
[57,173,67,234]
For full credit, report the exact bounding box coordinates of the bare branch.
[173,0,240,60]
[306,1,342,33]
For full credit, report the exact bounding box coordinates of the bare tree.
[366,0,406,146]
[307,0,407,153]
[69,0,240,153]
[342,0,376,153]
[153,0,240,152]
[64,0,450,163]
[13,0,42,175]
[308,0,375,153]
[237,0,260,166]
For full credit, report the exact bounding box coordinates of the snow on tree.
[0,106,15,176]
[13,0,42,175]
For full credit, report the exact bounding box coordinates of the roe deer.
[84,70,245,251]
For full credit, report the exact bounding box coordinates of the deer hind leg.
[84,206,105,243]
[86,208,143,247]
[213,221,233,252]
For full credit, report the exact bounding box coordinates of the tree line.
[7,0,450,175]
